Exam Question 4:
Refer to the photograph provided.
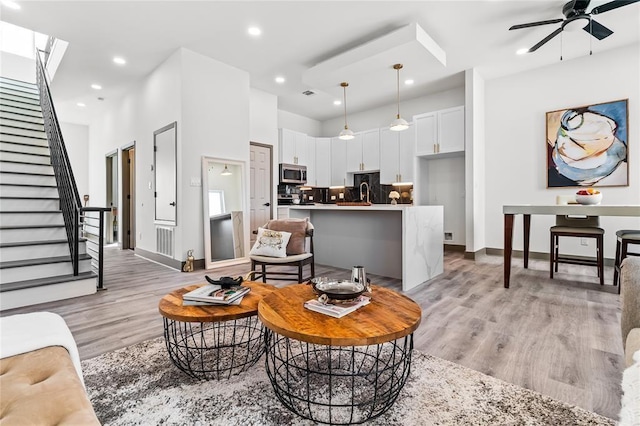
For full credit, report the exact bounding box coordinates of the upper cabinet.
[331,137,347,187]
[315,137,331,187]
[415,106,465,157]
[380,126,414,184]
[345,129,380,172]
[305,136,316,186]
[279,128,308,165]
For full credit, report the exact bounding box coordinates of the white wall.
[250,88,279,220]
[0,51,35,83]
[88,49,182,253]
[178,49,250,261]
[320,87,465,137]
[485,44,640,258]
[278,109,322,136]
[59,122,89,200]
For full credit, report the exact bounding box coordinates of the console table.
[503,204,640,288]
[258,284,421,425]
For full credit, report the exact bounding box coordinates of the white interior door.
[154,122,177,224]
[250,143,272,245]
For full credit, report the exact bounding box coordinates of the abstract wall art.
[547,99,628,188]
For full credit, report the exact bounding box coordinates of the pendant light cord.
[396,67,401,119]
[343,84,348,129]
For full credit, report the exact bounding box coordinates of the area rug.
[82,337,614,425]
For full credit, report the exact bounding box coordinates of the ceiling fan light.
[339,127,354,140]
[390,116,409,131]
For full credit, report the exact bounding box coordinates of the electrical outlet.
[331,195,336,200]
[309,196,313,201]
[339,192,344,199]
[580,238,588,246]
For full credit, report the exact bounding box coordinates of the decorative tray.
[309,278,368,301]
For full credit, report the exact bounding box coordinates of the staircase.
[0,76,96,310]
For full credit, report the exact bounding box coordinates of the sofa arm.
[621,257,640,354]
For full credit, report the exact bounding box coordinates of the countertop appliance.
[279,163,307,185]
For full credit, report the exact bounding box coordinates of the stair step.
[0,117,44,131]
[0,77,37,90]
[0,151,50,165]
[0,99,41,112]
[0,82,39,95]
[0,141,49,156]
[0,211,64,226]
[0,87,39,101]
[0,161,54,175]
[0,254,92,285]
[0,126,46,140]
[0,133,48,147]
[0,200,61,218]
[0,110,44,124]
[0,184,58,198]
[0,225,67,243]
[0,171,56,186]
[0,240,83,262]
[0,105,43,119]
[0,92,40,106]
[0,272,96,310]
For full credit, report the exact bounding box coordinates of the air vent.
[302,90,315,96]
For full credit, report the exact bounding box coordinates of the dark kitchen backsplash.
[299,172,413,205]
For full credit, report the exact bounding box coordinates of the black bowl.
[310,278,366,301]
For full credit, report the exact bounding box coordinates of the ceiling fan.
[509,0,640,53]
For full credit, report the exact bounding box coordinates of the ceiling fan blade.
[528,27,563,52]
[591,0,640,15]
[509,19,564,30]
[583,19,614,40]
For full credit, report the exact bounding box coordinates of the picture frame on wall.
[546,99,628,188]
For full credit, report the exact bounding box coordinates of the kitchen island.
[283,205,443,291]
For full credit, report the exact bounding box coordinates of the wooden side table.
[258,284,422,425]
[158,281,275,380]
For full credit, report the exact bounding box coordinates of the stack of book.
[304,295,370,318]
[182,284,250,306]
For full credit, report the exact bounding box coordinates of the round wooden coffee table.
[158,281,275,380]
[258,284,421,425]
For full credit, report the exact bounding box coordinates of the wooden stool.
[613,230,640,293]
[550,215,604,285]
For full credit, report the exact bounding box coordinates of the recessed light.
[1,1,21,10]
[404,79,414,85]
[91,84,102,90]
[275,76,285,84]
[516,48,529,55]
[333,100,342,106]
[77,102,86,107]
[248,27,261,36]
[113,56,126,65]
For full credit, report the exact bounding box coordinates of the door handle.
[263,202,271,207]
[169,202,176,206]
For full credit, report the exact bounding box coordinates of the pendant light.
[221,164,232,176]
[390,64,409,131]
[338,82,354,140]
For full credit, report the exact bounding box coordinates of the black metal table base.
[163,316,264,380]
[264,329,413,425]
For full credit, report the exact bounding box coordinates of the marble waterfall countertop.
[286,204,444,291]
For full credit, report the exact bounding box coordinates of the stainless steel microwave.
[279,163,307,184]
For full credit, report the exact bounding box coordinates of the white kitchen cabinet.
[415,106,464,156]
[345,129,380,172]
[315,137,331,187]
[330,137,347,187]
[305,136,316,186]
[278,128,309,165]
[380,127,414,184]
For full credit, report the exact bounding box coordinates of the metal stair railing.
[35,50,110,289]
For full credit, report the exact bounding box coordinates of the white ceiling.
[1,1,639,125]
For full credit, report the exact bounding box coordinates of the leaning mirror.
[202,157,247,269]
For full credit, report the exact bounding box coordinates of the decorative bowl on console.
[575,189,602,205]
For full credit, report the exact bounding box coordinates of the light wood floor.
[1,247,623,419]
